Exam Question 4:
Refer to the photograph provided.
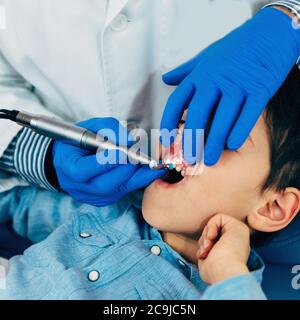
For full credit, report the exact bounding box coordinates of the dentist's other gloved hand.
[52,117,166,207]
[161,8,300,165]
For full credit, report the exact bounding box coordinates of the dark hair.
[263,65,300,194]
[252,65,300,247]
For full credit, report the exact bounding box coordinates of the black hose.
[0,109,19,121]
[0,114,12,120]
[0,109,11,114]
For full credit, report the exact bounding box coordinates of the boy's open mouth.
[162,168,185,184]
[159,123,192,185]
[159,119,204,185]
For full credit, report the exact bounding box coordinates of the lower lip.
[155,177,185,189]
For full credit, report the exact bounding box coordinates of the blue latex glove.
[161,8,300,165]
[52,117,166,207]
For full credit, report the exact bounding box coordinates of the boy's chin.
[141,209,158,229]
[141,203,166,230]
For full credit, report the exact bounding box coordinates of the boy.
[0,66,299,300]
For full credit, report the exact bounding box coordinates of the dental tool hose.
[0,109,168,170]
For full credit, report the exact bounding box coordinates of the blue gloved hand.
[52,117,166,207]
[161,8,300,165]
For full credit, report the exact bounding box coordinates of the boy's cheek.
[142,192,208,234]
[143,153,251,232]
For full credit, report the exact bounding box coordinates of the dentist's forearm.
[265,1,300,20]
[0,128,58,191]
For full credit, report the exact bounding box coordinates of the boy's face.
[142,115,271,237]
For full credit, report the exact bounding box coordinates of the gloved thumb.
[125,166,168,192]
[162,56,199,85]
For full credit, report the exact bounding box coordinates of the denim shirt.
[0,187,266,300]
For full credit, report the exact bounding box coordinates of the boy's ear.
[248,188,300,232]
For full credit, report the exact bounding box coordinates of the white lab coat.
[0,0,258,191]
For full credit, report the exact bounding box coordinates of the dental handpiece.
[0,110,168,170]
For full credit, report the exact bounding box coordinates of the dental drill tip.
[149,160,176,171]
[149,160,159,169]
[152,164,167,170]
[149,161,170,170]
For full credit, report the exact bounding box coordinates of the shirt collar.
[148,223,265,290]
[148,224,201,280]
[105,0,129,28]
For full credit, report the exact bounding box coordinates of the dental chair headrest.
[255,216,300,265]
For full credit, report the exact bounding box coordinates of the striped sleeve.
[0,131,19,174]
[0,128,57,191]
[263,1,300,20]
